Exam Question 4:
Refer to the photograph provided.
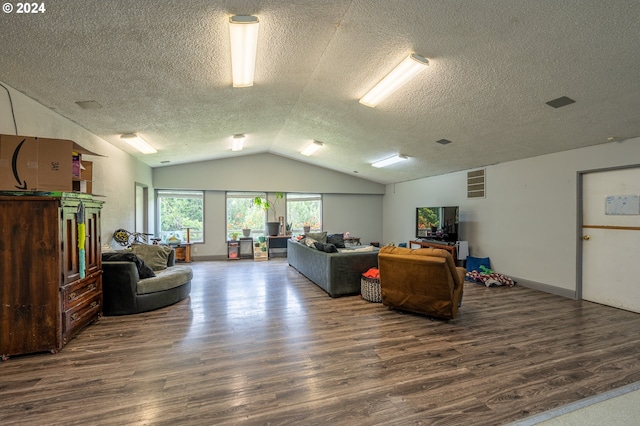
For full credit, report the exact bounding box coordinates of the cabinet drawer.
[62,293,101,341]
[62,274,102,311]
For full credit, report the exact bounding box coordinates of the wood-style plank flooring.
[2,258,640,425]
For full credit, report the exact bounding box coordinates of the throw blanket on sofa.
[465,270,516,287]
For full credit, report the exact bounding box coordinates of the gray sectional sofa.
[287,239,379,297]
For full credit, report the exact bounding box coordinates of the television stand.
[410,239,457,259]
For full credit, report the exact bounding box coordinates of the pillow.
[323,243,337,253]
[305,232,327,244]
[326,233,345,248]
[101,243,116,253]
[304,237,317,248]
[314,242,337,253]
[102,252,156,279]
[131,244,173,271]
[465,256,491,277]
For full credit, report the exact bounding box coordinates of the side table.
[267,235,289,258]
[344,237,361,246]
[173,242,192,262]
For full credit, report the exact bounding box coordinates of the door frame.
[135,182,149,234]
[576,163,640,301]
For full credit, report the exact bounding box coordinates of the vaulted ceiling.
[1,1,639,184]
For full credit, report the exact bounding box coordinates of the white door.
[581,167,640,313]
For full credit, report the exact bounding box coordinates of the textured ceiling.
[1,0,640,184]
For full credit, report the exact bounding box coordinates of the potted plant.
[252,192,284,236]
[231,232,239,241]
[285,222,292,236]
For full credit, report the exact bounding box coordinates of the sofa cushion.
[305,232,327,244]
[102,252,156,279]
[131,244,173,271]
[327,233,345,248]
[136,265,194,295]
[338,245,375,253]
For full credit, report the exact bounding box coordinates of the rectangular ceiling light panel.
[301,140,324,156]
[359,53,429,108]
[371,154,409,168]
[229,15,260,87]
[232,134,245,151]
[121,134,157,154]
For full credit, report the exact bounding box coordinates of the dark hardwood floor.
[2,258,640,425]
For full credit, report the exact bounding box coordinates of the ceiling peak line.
[272,0,355,149]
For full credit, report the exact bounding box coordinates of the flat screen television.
[416,206,459,242]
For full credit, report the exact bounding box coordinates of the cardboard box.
[72,160,93,194]
[0,134,73,191]
[0,135,38,190]
[83,161,93,194]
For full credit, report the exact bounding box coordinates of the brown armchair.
[378,246,466,319]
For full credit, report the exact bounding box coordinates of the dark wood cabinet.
[0,192,104,360]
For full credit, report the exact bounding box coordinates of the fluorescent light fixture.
[120,133,157,154]
[301,140,324,156]
[229,15,260,87]
[232,134,245,151]
[371,154,409,168]
[359,53,430,107]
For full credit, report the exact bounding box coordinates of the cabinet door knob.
[582,235,590,241]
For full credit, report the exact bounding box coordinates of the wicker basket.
[361,275,381,303]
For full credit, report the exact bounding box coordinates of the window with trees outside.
[286,193,322,234]
[226,192,267,239]
[157,190,204,243]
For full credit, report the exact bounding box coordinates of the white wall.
[0,81,152,246]
[199,190,227,258]
[323,193,383,246]
[153,152,385,194]
[153,155,386,258]
[383,137,640,297]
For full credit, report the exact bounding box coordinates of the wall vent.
[467,169,485,198]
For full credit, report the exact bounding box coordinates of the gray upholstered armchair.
[101,245,192,315]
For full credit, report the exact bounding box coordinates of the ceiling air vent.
[467,169,485,198]
[75,100,103,109]
[545,96,575,109]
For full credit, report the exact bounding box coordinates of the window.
[157,190,204,243]
[286,193,322,233]
[226,192,266,239]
